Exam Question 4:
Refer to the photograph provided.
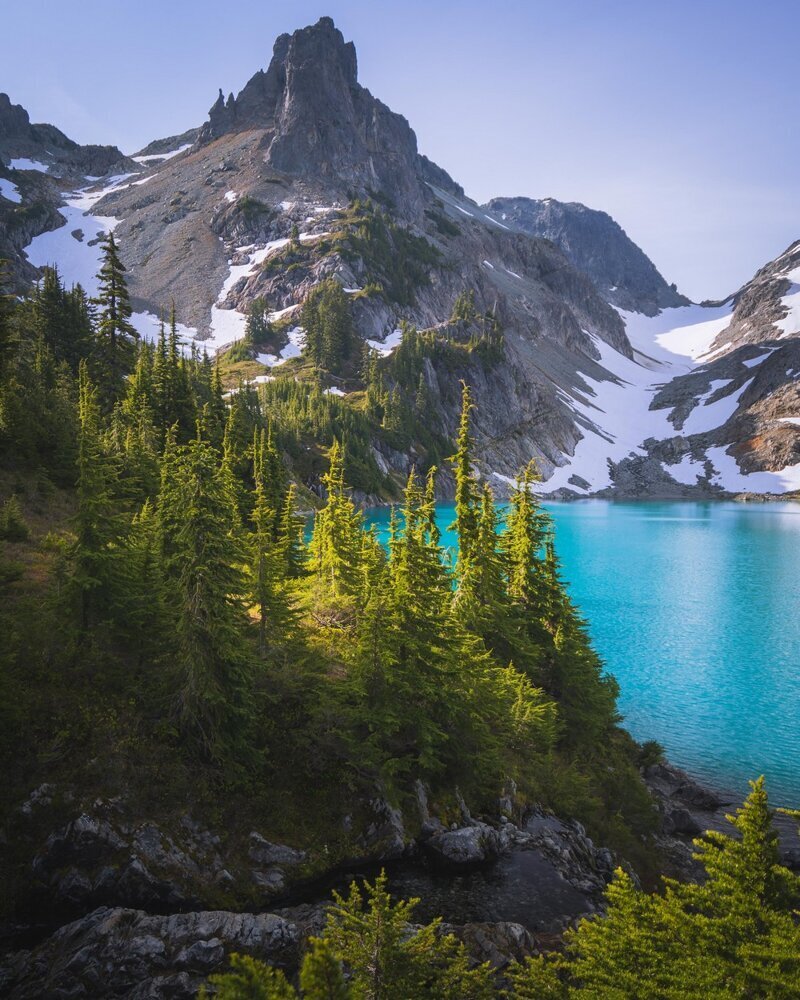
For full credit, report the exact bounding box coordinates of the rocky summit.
[1,16,799,498]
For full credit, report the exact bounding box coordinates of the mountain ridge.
[1,17,798,497]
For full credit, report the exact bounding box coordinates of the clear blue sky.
[2,0,797,300]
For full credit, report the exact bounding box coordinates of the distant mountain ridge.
[483,196,689,316]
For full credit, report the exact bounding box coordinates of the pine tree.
[74,361,118,628]
[298,939,351,999]
[276,481,305,578]
[158,433,252,754]
[0,494,29,542]
[307,439,364,617]
[449,382,480,588]
[0,258,16,378]
[200,954,296,999]
[324,872,494,999]
[302,280,354,375]
[521,778,800,999]
[249,429,293,653]
[92,232,138,407]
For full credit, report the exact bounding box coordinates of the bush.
[0,495,29,541]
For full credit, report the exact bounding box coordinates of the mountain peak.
[196,17,424,216]
[198,17,358,144]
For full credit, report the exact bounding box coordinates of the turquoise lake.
[363,501,800,807]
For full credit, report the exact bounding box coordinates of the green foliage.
[509,778,800,999]
[158,433,253,756]
[1,251,671,942]
[204,873,493,998]
[424,207,461,238]
[92,232,139,408]
[302,279,355,376]
[324,872,494,999]
[0,494,29,541]
[298,939,350,999]
[201,953,296,999]
[333,200,440,307]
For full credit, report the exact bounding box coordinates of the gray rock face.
[707,241,800,355]
[0,906,304,999]
[196,17,428,221]
[483,196,689,316]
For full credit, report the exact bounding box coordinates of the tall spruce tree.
[307,439,364,616]
[93,232,138,407]
[158,432,252,754]
[74,361,118,628]
[449,382,480,588]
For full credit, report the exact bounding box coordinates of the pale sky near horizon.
[1,0,797,301]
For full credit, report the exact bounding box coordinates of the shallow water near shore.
[364,500,800,807]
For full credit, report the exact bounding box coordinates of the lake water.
[363,501,800,807]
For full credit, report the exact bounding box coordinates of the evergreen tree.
[201,953,296,999]
[324,872,494,999]
[0,259,15,378]
[0,494,29,542]
[449,382,480,587]
[307,439,364,617]
[74,361,118,628]
[299,939,351,999]
[302,280,354,375]
[158,433,252,754]
[512,778,800,999]
[92,232,138,407]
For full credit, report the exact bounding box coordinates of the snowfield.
[541,298,800,495]
[0,178,22,203]
[10,157,48,172]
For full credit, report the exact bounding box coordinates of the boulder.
[423,823,501,868]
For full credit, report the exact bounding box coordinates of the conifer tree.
[74,361,118,628]
[93,232,138,407]
[307,439,364,616]
[0,258,15,378]
[158,432,252,754]
[513,778,800,998]
[449,382,480,586]
[302,280,354,375]
[324,872,494,999]
[298,939,351,999]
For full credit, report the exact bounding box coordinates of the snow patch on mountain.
[0,178,22,203]
[130,311,199,350]
[777,266,800,338]
[679,378,752,436]
[24,186,121,297]
[10,157,48,172]
[543,331,677,493]
[131,143,192,165]
[367,328,403,356]
[540,301,799,495]
[706,447,800,493]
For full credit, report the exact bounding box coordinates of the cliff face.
[196,17,429,221]
[483,196,689,316]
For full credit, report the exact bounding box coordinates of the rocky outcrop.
[482,196,689,316]
[0,905,308,999]
[24,801,313,926]
[2,778,627,997]
[707,241,800,355]
[196,17,426,221]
